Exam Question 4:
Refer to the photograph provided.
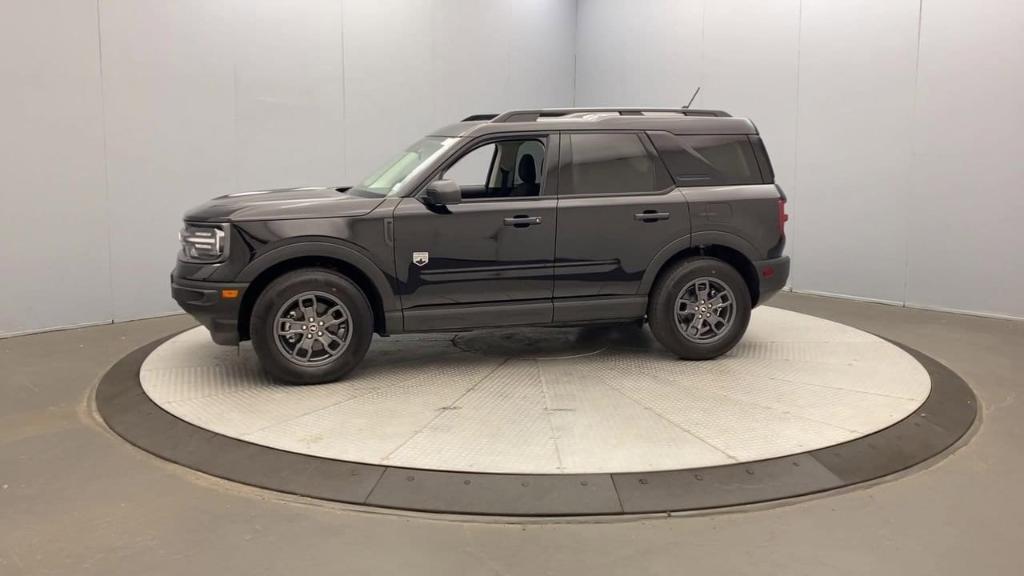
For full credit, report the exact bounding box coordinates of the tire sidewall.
[649,258,752,359]
[251,269,373,384]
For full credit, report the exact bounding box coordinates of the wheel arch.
[641,233,762,306]
[237,241,398,340]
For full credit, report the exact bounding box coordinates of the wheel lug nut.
[318,332,323,336]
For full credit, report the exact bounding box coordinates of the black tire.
[250,268,373,384]
[647,257,752,360]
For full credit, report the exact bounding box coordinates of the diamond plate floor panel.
[139,307,932,474]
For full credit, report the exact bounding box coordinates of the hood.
[183,187,386,222]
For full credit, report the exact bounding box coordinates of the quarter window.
[562,133,670,196]
[648,133,763,186]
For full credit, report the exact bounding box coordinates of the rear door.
[646,131,781,258]
[552,132,689,320]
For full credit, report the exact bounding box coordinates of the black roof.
[432,107,756,137]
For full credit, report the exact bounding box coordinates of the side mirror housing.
[424,179,461,206]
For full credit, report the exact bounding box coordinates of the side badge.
[412,252,429,267]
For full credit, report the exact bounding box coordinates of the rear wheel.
[648,257,751,359]
[251,268,373,384]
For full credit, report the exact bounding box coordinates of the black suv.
[172,107,789,384]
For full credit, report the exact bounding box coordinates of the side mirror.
[424,179,461,206]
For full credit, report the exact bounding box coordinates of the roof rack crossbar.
[488,107,731,123]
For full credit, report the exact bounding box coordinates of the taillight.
[778,198,788,236]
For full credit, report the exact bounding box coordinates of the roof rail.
[487,107,731,123]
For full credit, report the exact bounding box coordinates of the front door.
[394,134,558,331]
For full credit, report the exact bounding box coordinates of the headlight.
[179,223,228,262]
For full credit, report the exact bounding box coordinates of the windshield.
[348,136,458,197]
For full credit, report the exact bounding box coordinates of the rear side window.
[560,133,672,196]
[648,132,764,186]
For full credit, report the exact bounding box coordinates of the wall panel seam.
[791,0,804,279]
[340,0,349,181]
[902,0,926,308]
[95,0,115,325]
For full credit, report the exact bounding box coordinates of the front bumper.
[171,276,248,345]
[754,255,790,305]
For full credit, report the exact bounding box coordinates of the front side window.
[562,133,669,196]
[440,138,546,200]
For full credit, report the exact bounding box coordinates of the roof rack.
[463,107,731,123]
[461,113,500,121]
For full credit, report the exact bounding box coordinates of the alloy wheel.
[273,291,352,366]
[674,277,736,344]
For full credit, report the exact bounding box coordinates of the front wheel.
[648,257,751,360]
[250,268,373,384]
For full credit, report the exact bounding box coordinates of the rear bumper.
[754,255,790,305]
[171,276,248,345]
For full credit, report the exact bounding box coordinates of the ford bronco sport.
[172,107,790,384]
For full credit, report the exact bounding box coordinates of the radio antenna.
[683,86,701,109]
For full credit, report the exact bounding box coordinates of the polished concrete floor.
[1,292,1021,575]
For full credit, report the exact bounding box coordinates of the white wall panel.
[431,1,518,122]
[100,0,237,321]
[234,0,346,190]
[0,1,111,335]
[343,0,575,184]
[906,0,1024,317]
[575,0,703,106]
[431,0,575,119]
[341,0,437,183]
[791,0,920,303]
[503,0,577,109]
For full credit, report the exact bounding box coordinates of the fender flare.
[638,231,761,294]
[237,239,399,312]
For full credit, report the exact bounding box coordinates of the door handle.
[503,215,543,228]
[634,211,670,222]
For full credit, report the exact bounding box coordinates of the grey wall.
[0,1,112,335]
[3,0,1022,337]
[576,0,1024,319]
[0,0,576,336]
